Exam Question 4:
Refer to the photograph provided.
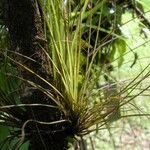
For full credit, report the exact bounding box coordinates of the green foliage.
[111,39,127,67]
[0,125,9,142]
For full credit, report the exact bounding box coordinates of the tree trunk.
[4,0,70,149]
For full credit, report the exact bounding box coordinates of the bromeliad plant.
[43,0,122,136]
[0,0,150,149]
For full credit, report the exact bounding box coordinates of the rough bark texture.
[4,0,69,149]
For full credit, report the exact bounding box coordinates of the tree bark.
[4,0,69,149]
